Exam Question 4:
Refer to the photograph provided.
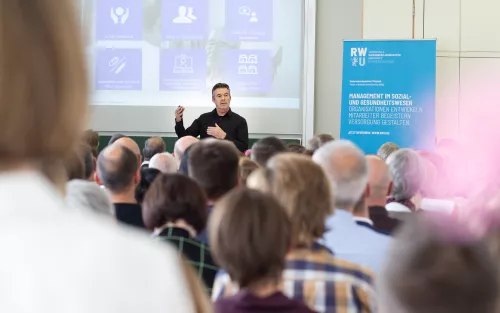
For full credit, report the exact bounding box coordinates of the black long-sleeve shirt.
[175,109,249,152]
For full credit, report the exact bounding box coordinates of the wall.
[314,0,363,138]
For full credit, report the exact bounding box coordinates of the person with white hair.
[65,180,114,216]
[386,148,424,213]
[149,152,178,174]
[313,140,391,273]
[174,136,198,168]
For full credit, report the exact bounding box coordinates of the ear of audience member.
[174,136,199,166]
[379,213,499,313]
[143,173,218,292]
[250,136,287,166]
[307,134,334,153]
[108,133,126,145]
[386,148,425,213]
[213,153,376,312]
[313,140,392,274]
[143,136,166,163]
[82,129,99,158]
[96,144,145,229]
[66,179,114,216]
[365,155,400,234]
[135,167,161,204]
[149,152,177,174]
[0,0,196,311]
[238,157,259,186]
[210,189,315,313]
[188,139,240,244]
[377,142,400,161]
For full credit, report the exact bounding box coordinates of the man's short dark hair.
[188,139,239,200]
[209,188,291,288]
[108,133,127,145]
[212,82,230,97]
[287,143,306,154]
[143,137,166,160]
[135,167,161,204]
[143,174,207,233]
[251,136,288,166]
[97,145,138,193]
[307,134,334,153]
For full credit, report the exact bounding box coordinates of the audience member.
[210,188,316,313]
[174,136,199,168]
[149,152,178,174]
[307,134,334,153]
[0,1,195,311]
[80,144,96,182]
[63,144,87,181]
[179,144,196,175]
[214,153,376,312]
[108,133,126,145]
[365,155,400,233]
[114,137,142,166]
[96,144,145,229]
[352,196,390,236]
[188,139,240,244]
[143,174,218,292]
[313,140,391,273]
[142,136,166,168]
[377,142,399,161]
[66,180,114,216]
[238,157,259,186]
[386,148,424,213]
[250,136,287,166]
[378,213,499,313]
[135,168,161,204]
[287,142,306,154]
[82,129,99,158]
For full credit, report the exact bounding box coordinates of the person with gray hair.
[65,180,114,216]
[174,136,198,168]
[313,140,391,273]
[377,142,400,160]
[386,148,424,213]
[149,152,178,174]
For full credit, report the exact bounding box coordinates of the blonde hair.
[0,1,88,167]
[238,157,259,185]
[247,153,332,246]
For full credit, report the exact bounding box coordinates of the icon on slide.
[237,54,258,75]
[173,54,194,74]
[109,56,127,74]
[238,6,258,23]
[173,6,197,24]
[110,7,130,24]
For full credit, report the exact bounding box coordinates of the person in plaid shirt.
[212,153,376,313]
[143,173,218,293]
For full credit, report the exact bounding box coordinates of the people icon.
[173,6,197,24]
[110,6,130,24]
[250,11,258,23]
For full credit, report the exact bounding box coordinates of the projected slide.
[79,0,303,109]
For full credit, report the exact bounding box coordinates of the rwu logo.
[350,47,367,67]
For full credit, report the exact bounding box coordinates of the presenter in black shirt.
[174,83,249,152]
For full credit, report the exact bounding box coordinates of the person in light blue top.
[313,140,392,274]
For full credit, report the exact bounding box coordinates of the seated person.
[135,167,161,204]
[142,173,218,293]
[209,188,316,313]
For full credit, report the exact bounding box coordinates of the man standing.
[175,83,249,152]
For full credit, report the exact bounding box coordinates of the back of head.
[82,129,99,157]
[387,149,424,201]
[143,137,166,161]
[114,137,141,157]
[307,134,334,153]
[287,143,306,154]
[248,153,332,246]
[188,139,240,200]
[377,142,400,161]
[366,155,392,198]
[65,180,114,216]
[97,145,139,194]
[209,188,291,288]
[379,214,499,313]
[64,143,92,181]
[238,157,259,186]
[108,134,126,145]
[149,152,177,174]
[250,136,287,166]
[313,140,368,210]
[0,0,87,167]
[142,174,207,233]
[135,167,161,204]
[174,136,199,163]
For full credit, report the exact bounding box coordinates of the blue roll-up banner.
[340,40,436,154]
